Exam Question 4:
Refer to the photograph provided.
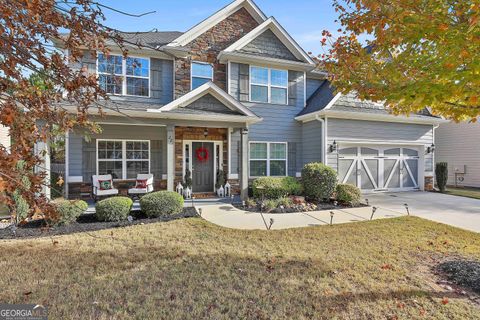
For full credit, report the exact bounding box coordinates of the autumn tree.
[321,0,480,121]
[0,0,144,221]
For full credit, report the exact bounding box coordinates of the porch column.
[34,140,51,200]
[240,127,249,200]
[166,125,175,192]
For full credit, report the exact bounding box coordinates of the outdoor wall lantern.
[241,128,249,135]
[329,140,338,153]
[426,144,435,154]
[203,128,209,138]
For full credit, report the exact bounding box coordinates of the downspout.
[432,124,439,188]
[315,114,326,164]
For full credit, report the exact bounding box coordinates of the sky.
[98,0,341,56]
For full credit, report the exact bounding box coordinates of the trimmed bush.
[140,191,184,217]
[301,162,337,201]
[436,162,448,193]
[53,200,88,225]
[95,197,133,222]
[335,184,361,206]
[252,176,302,199]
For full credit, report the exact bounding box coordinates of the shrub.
[436,162,448,193]
[52,200,88,225]
[252,177,302,199]
[140,191,184,217]
[277,197,294,207]
[335,184,361,206]
[95,197,133,222]
[301,162,337,201]
[263,199,278,212]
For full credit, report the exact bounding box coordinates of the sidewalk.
[198,204,404,230]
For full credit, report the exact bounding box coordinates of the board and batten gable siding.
[302,120,323,166]
[435,121,480,187]
[75,50,174,105]
[0,125,10,150]
[326,118,434,172]
[238,29,300,62]
[68,124,167,182]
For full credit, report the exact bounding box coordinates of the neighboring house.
[0,125,10,151]
[51,0,444,199]
[436,121,480,188]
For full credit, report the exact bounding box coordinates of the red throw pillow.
[99,179,113,190]
[136,179,148,189]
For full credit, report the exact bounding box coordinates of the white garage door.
[338,146,420,192]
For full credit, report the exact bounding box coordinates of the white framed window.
[97,140,150,180]
[250,66,288,105]
[191,61,213,90]
[249,142,288,177]
[97,53,150,97]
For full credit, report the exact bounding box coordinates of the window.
[97,54,150,97]
[191,62,213,90]
[97,140,150,179]
[250,67,288,104]
[249,142,287,177]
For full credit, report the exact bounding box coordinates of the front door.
[192,142,214,192]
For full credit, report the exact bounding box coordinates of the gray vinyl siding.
[306,78,324,100]
[326,118,434,172]
[245,71,306,176]
[184,94,242,115]
[76,51,174,105]
[302,120,323,165]
[238,29,300,62]
[435,121,480,187]
[68,124,167,182]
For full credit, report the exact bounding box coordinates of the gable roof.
[115,31,184,48]
[222,17,315,65]
[149,82,258,118]
[167,0,267,47]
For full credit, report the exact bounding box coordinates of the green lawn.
[445,187,480,200]
[1,217,479,319]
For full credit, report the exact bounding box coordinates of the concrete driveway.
[366,191,480,233]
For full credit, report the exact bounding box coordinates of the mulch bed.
[437,260,480,294]
[0,207,198,240]
[235,200,367,214]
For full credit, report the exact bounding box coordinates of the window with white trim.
[97,54,150,97]
[250,66,288,105]
[191,62,213,90]
[249,142,287,177]
[97,140,150,179]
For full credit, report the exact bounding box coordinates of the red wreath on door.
[196,147,209,162]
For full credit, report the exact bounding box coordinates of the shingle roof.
[298,80,437,119]
[114,31,183,48]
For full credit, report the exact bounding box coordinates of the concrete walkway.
[198,204,404,230]
[367,191,480,233]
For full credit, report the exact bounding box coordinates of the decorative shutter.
[288,142,297,177]
[288,71,298,106]
[150,140,163,180]
[236,140,241,175]
[239,64,250,102]
[150,59,162,99]
[82,139,96,183]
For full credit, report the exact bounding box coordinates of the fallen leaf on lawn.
[441,297,449,305]
[381,263,393,270]
[23,291,32,296]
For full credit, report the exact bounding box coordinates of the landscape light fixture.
[370,207,377,220]
[404,203,410,215]
[330,211,335,226]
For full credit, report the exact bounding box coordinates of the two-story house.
[49,0,444,199]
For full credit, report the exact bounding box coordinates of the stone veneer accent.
[174,127,229,186]
[424,176,434,191]
[174,7,259,98]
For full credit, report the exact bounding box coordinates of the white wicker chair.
[128,174,154,198]
[92,175,119,201]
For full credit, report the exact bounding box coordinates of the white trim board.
[167,0,267,47]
